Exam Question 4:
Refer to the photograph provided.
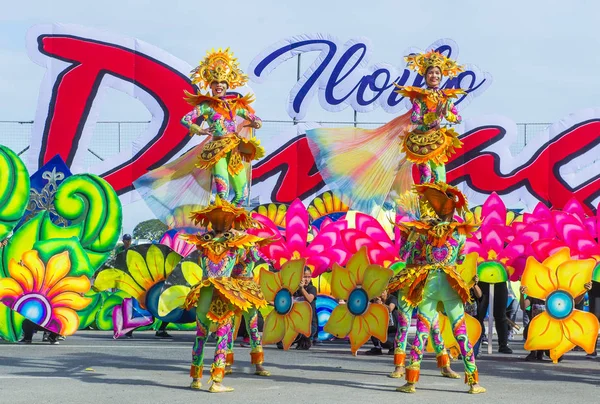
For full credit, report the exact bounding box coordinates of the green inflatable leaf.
[33,237,93,278]
[1,174,122,276]
[0,302,26,342]
[95,291,127,331]
[77,290,106,330]
[0,145,30,241]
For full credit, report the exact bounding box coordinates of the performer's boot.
[208,365,234,393]
[389,350,405,378]
[397,364,419,393]
[251,346,271,376]
[190,365,202,390]
[466,370,486,394]
[437,352,460,379]
[225,352,234,375]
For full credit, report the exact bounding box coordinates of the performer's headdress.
[190,48,248,90]
[414,182,468,218]
[189,197,258,232]
[405,50,464,78]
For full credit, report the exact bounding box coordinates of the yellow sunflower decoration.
[522,248,599,363]
[323,247,393,354]
[259,259,312,350]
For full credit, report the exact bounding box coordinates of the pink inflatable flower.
[465,193,528,281]
[340,212,401,268]
[159,230,196,257]
[250,199,349,276]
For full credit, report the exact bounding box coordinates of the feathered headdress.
[405,50,464,78]
[190,48,248,89]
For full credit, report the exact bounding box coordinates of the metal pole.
[353,110,358,128]
[524,124,527,146]
[487,283,494,355]
[17,146,30,156]
[293,54,302,126]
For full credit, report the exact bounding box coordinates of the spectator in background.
[584,281,599,358]
[20,319,61,345]
[477,280,512,354]
[293,268,317,350]
[116,233,132,255]
[506,282,519,342]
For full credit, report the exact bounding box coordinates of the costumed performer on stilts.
[307,48,470,381]
[386,50,466,380]
[134,48,264,221]
[305,48,465,214]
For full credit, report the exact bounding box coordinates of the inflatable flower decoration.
[250,198,348,276]
[0,250,91,335]
[340,212,401,268]
[94,244,182,311]
[521,248,599,363]
[324,247,393,354]
[259,259,312,349]
[465,193,531,282]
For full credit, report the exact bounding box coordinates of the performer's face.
[425,67,441,88]
[210,81,228,97]
[210,229,235,242]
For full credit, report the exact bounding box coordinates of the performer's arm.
[236,107,262,129]
[445,101,462,124]
[410,99,425,125]
[245,246,262,264]
[181,103,212,135]
[398,237,412,262]
[471,275,483,298]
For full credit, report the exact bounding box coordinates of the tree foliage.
[133,219,168,241]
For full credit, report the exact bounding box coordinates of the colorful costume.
[134,48,264,221]
[224,245,270,376]
[305,50,465,213]
[393,182,484,394]
[388,260,458,379]
[175,198,269,392]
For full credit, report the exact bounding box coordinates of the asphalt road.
[0,331,598,404]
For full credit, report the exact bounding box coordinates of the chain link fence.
[0,120,550,167]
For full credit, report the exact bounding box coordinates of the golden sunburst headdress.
[189,197,258,232]
[190,48,248,90]
[414,182,469,218]
[405,50,464,78]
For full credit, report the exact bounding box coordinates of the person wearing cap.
[116,233,132,255]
